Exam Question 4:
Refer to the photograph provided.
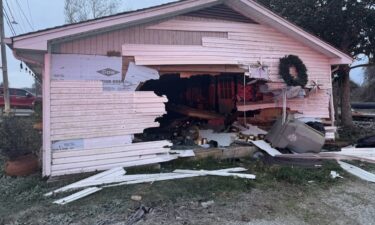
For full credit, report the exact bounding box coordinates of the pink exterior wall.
[56,16,228,55]
[54,15,333,120]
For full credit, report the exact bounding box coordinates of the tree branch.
[350,63,375,70]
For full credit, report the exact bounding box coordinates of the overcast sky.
[0,0,365,88]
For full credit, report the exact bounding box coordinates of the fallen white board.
[338,161,375,183]
[53,187,102,205]
[45,167,126,196]
[105,167,249,188]
[173,169,256,179]
[250,140,282,156]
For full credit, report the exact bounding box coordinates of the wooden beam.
[149,65,245,73]
[42,53,52,177]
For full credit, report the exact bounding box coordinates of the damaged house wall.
[46,54,174,177]
[11,2,352,177]
[46,15,333,176]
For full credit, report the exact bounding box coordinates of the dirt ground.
[1,157,375,225]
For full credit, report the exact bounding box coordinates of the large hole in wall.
[133,73,284,147]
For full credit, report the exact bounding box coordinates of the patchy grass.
[0,156,348,225]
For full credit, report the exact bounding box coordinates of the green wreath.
[279,55,308,87]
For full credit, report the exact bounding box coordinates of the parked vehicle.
[0,88,39,109]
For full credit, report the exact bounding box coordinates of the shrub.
[0,117,42,160]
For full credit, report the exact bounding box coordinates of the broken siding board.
[105,167,250,188]
[50,92,164,99]
[173,169,256,179]
[45,167,126,196]
[50,123,159,136]
[53,148,170,165]
[50,156,177,177]
[338,161,375,182]
[51,103,166,111]
[53,187,103,205]
[51,109,165,117]
[50,114,161,123]
[51,119,159,129]
[52,141,172,158]
[52,154,159,171]
[50,97,167,105]
[51,129,154,141]
[51,135,133,151]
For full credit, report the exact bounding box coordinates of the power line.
[4,0,15,23]
[15,0,34,31]
[26,0,34,28]
[7,0,26,34]
[3,7,16,36]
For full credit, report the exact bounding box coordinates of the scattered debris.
[125,205,153,225]
[199,130,237,147]
[167,104,224,120]
[330,171,343,179]
[53,187,102,205]
[130,195,142,202]
[173,169,256,179]
[45,167,126,196]
[338,161,375,183]
[48,167,255,204]
[201,200,215,208]
[170,150,195,158]
[233,122,267,136]
[250,140,282,157]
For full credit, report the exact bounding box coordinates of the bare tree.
[65,0,121,23]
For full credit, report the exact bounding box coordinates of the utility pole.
[0,0,10,116]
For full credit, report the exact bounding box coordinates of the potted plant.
[0,116,42,176]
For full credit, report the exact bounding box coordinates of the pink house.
[8,0,352,177]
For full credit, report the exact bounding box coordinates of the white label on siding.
[52,135,134,151]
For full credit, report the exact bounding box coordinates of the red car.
[0,88,38,109]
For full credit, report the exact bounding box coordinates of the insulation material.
[125,62,160,90]
[51,54,125,91]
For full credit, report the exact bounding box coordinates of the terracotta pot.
[4,154,39,177]
[33,122,43,131]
